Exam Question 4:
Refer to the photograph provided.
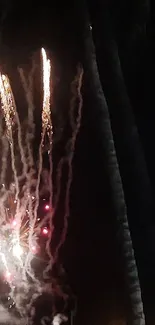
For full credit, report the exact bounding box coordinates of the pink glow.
[44,204,50,211]
[31,245,37,254]
[42,227,49,235]
[12,219,17,227]
[4,271,12,281]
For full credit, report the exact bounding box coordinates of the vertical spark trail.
[41,48,52,134]
[0,74,19,204]
[9,85,27,179]
[54,65,83,263]
[0,74,29,238]
[41,47,53,217]
[30,48,52,254]
[42,47,54,264]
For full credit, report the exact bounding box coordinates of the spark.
[12,243,23,258]
[44,204,50,211]
[0,74,15,141]
[32,48,52,236]
[42,227,49,236]
[12,219,17,227]
[41,47,52,135]
[41,48,54,271]
[0,73,19,204]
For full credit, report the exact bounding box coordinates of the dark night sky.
[0,1,155,324]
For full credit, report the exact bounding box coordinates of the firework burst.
[0,49,83,324]
[0,49,53,317]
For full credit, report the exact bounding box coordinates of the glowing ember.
[42,227,49,235]
[0,74,15,141]
[12,219,17,227]
[12,243,23,258]
[41,47,52,134]
[44,204,50,211]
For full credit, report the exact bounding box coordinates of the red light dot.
[45,204,50,211]
[42,227,48,235]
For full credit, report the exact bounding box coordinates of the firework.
[41,47,52,136]
[0,74,15,142]
[0,49,53,317]
[0,49,83,324]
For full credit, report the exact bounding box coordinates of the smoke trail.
[18,65,36,261]
[18,63,42,283]
[0,305,26,325]
[0,135,9,185]
[53,64,83,263]
[9,85,27,179]
[0,110,9,185]
[18,62,36,169]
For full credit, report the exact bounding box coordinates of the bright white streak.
[29,48,52,252]
[41,47,54,265]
